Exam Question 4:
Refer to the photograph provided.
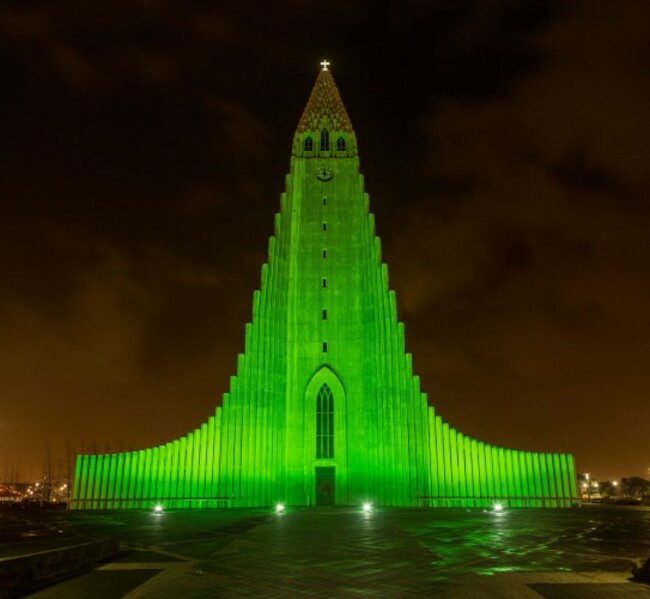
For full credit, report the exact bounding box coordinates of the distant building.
[0,482,30,503]
[72,65,577,509]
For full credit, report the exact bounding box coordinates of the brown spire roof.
[296,68,354,133]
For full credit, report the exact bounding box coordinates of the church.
[71,64,577,509]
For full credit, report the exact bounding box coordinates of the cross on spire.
[320,59,330,71]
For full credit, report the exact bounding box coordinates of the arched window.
[320,129,329,152]
[304,137,313,152]
[316,383,334,458]
[337,137,346,152]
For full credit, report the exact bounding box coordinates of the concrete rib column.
[75,455,88,509]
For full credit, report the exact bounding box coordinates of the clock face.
[316,167,334,182]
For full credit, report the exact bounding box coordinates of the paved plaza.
[2,504,649,597]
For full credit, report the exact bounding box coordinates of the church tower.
[72,64,577,509]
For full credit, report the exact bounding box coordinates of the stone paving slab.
[29,569,163,599]
[530,582,650,598]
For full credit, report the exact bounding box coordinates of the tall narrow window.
[322,222,327,231]
[337,137,346,151]
[322,277,327,288]
[304,137,313,152]
[322,249,327,259]
[316,383,334,459]
[320,129,329,151]
[322,341,328,352]
[322,309,328,320]
[322,197,327,205]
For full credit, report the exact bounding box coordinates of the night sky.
[1,1,649,482]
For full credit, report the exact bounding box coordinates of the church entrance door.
[315,467,335,506]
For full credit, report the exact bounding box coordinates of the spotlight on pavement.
[493,503,504,513]
[275,503,285,513]
[362,502,373,514]
[153,504,164,514]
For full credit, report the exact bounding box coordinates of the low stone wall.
[0,537,119,598]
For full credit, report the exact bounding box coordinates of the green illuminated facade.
[71,67,577,509]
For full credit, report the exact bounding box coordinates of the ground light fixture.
[275,503,285,513]
[493,503,504,513]
[362,502,373,514]
[153,504,164,514]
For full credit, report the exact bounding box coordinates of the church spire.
[293,61,357,158]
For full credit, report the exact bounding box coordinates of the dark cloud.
[0,1,648,481]
[386,0,650,478]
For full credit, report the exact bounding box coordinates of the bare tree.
[64,443,76,504]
